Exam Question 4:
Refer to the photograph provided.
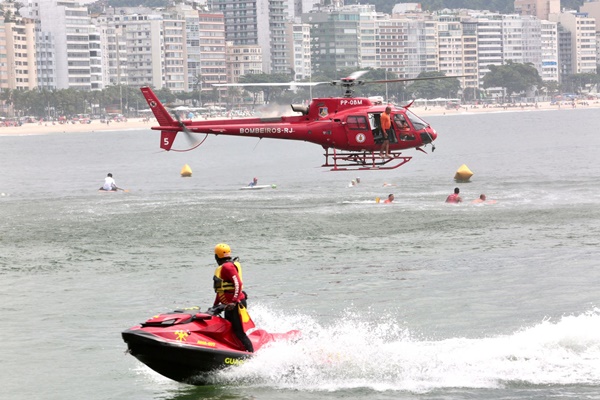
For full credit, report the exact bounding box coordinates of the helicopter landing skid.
[323,149,412,171]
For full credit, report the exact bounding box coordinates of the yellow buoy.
[454,164,473,182]
[180,164,192,177]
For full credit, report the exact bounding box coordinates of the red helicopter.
[141,71,453,170]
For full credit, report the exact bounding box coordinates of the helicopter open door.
[368,113,397,144]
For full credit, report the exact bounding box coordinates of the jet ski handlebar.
[206,304,226,316]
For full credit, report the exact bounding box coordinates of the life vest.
[213,259,243,293]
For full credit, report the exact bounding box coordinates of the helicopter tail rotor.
[170,112,208,152]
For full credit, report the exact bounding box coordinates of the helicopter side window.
[394,114,415,141]
[346,115,368,130]
[405,109,429,130]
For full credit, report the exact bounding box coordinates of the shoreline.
[0,118,156,136]
[1,100,597,136]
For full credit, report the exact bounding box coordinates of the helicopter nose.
[420,128,437,144]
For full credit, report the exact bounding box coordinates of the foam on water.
[212,306,600,392]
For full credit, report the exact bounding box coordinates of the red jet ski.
[122,305,299,385]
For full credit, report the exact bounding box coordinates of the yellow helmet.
[214,243,231,258]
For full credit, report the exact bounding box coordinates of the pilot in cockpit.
[394,115,414,140]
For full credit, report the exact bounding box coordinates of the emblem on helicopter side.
[356,133,366,143]
[319,107,328,118]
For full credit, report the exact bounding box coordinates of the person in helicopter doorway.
[212,243,254,352]
[379,106,393,158]
[395,115,413,140]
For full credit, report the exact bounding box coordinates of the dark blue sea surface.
[1,108,599,399]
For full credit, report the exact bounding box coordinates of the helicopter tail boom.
[141,87,179,150]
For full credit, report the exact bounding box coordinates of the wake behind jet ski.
[122,304,299,385]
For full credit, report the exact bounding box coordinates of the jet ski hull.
[122,329,249,384]
[122,307,299,385]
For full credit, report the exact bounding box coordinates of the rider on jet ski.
[213,243,254,352]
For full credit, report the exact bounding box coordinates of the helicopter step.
[323,149,412,171]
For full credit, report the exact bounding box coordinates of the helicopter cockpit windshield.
[405,109,429,130]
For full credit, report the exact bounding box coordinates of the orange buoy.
[180,164,192,177]
[454,164,473,182]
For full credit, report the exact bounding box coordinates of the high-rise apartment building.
[461,20,479,90]
[581,1,600,31]
[550,11,597,75]
[580,1,600,67]
[22,0,97,90]
[198,13,227,89]
[285,21,311,81]
[211,0,290,74]
[405,19,439,78]
[302,5,371,73]
[162,12,188,92]
[557,26,572,80]
[502,14,542,69]
[120,13,165,89]
[224,42,263,82]
[176,4,202,93]
[473,13,504,86]
[358,17,380,69]
[0,2,37,91]
[437,15,467,78]
[540,20,559,81]
[92,12,129,88]
[515,0,560,21]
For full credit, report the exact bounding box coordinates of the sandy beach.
[0,118,157,136]
[0,100,596,136]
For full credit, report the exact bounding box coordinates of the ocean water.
[1,107,599,400]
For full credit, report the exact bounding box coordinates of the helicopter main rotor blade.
[368,75,466,85]
[343,70,370,80]
[212,82,327,87]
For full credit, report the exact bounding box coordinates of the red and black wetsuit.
[213,260,253,352]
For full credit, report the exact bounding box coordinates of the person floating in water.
[472,194,487,204]
[471,194,497,205]
[100,173,118,191]
[384,194,395,203]
[248,177,258,187]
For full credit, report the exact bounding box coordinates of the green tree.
[540,80,560,97]
[0,89,14,116]
[153,87,176,106]
[482,61,542,98]
[406,71,462,99]
[369,0,515,15]
[563,73,600,93]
